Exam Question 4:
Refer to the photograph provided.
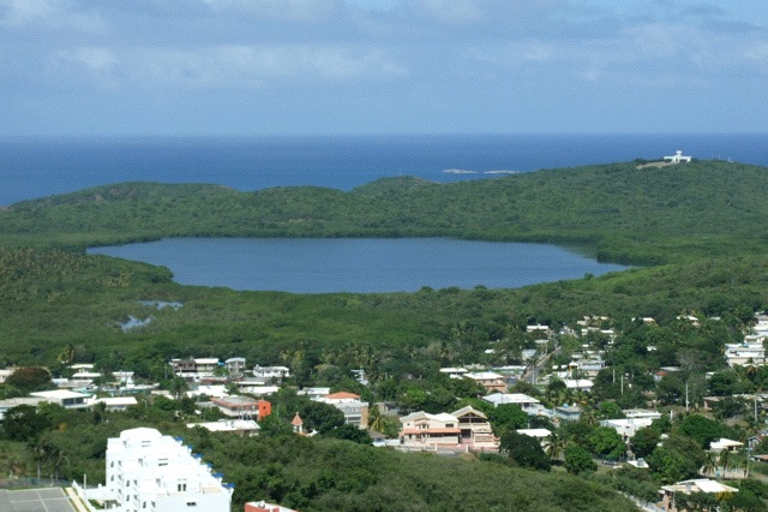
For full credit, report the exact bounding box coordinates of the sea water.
[2,133,766,206]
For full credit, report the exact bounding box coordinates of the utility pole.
[685,381,689,413]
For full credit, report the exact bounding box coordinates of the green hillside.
[4,160,768,511]
[2,159,767,264]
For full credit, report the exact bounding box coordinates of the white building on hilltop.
[663,150,692,163]
[104,427,233,512]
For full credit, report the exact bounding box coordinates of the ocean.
[2,133,767,207]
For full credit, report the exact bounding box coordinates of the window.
[158,458,168,466]
[186,502,197,507]
[177,483,187,492]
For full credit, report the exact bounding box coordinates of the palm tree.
[719,449,731,478]
[739,447,750,478]
[702,450,717,477]
[545,431,567,462]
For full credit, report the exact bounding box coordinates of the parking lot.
[0,488,78,512]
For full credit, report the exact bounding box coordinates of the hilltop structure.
[663,150,692,163]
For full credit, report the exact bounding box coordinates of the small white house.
[482,393,540,412]
[30,390,90,409]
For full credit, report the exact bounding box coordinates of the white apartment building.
[105,427,232,512]
[724,342,766,367]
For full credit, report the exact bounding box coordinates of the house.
[100,427,233,512]
[562,379,593,392]
[211,396,261,418]
[452,406,495,444]
[439,367,468,379]
[245,500,299,512]
[225,357,247,376]
[526,324,551,338]
[465,371,507,393]
[297,387,331,400]
[113,371,135,387]
[170,358,220,381]
[399,406,496,449]
[659,478,737,512]
[568,359,606,378]
[0,397,46,420]
[30,390,90,409]
[709,438,744,453]
[399,411,461,447]
[482,393,541,413]
[724,342,766,367]
[187,419,260,436]
[316,392,369,428]
[87,396,138,412]
[554,405,582,422]
[517,428,552,448]
[70,368,102,385]
[252,365,291,381]
[600,417,655,440]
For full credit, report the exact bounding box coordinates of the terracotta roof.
[291,413,303,426]
[325,391,361,400]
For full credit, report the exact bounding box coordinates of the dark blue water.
[88,237,627,293]
[2,133,766,206]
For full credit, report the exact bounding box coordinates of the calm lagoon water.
[88,238,627,293]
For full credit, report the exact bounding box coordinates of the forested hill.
[2,159,766,264]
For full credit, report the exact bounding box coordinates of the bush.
[564,445,597,475]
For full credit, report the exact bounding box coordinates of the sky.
[0,0,766,136]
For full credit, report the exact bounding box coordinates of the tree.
[563,445,596,475]
[646,434,705,483]
[677,414,730,449]
[631,426,660,459]
[545,431,566,462]
[0,405,52,443]
[167,377,189,401]
[597,401,625,420]
[322,424,373,445]
[299,401,345,434]
[499,431,551,471]
[5,367,51,393]
[258,414,294,437]
[719,448,731,478]
[586,426,625,460]
[488,404,529,436]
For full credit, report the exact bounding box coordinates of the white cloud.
[61,46,118,72]
[201,0,344,21]
[0,0,58,25]
[415,0,484,24]
[87,44,408,90]
[0,0,105,32]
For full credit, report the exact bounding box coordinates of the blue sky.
[0,0,765,135]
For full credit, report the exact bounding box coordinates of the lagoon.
[88,238,627,293]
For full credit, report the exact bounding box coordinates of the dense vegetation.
[2,159,768,264]
[4,158,768,510]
